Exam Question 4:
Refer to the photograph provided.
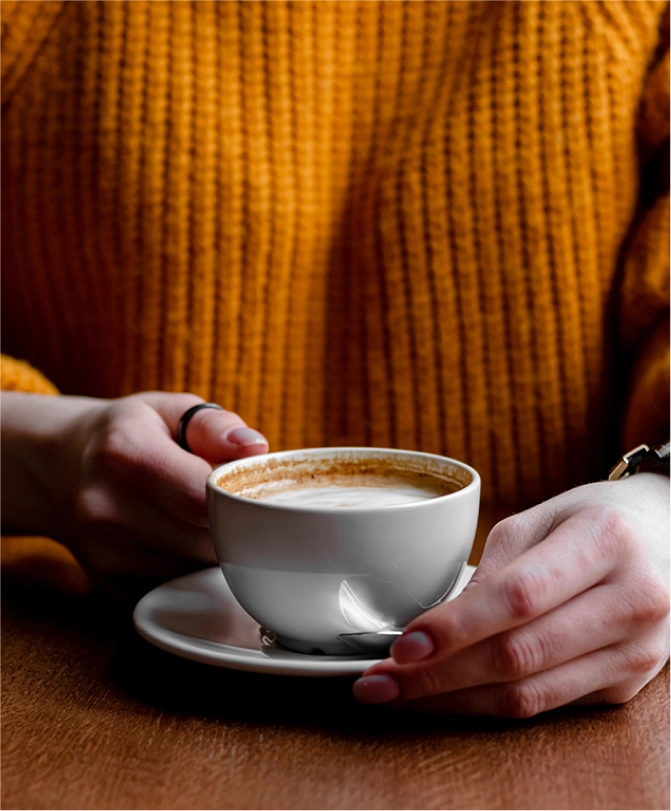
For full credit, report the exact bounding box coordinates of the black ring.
[176,403,224,453]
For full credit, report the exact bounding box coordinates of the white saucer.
[133,565,475,677]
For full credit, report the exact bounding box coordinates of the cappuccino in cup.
[217,456,462,509]
[207,448,479,655]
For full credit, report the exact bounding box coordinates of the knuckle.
[499,681,546,719]
[493,633,539,680]
[486,518,514,547]
[589,505,637,557]
[622,642,667,675]
[499,569,544,620]
[484,517,519,558]
[630,577,670,626]
[95,425,137,473]
[74,486,116,532]
[601,681,642,706]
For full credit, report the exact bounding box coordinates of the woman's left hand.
[353,474,669,717]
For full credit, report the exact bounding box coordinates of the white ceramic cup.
[207,447,480,655]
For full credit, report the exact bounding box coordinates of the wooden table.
[2,513,669,810]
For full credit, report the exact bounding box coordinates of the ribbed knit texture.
[2,1,669,509]
[0,355,59,395]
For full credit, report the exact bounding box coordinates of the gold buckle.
[608,444,651,481]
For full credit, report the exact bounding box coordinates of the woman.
[2,0,668,716]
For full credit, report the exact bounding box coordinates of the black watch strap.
[608,441,671,481]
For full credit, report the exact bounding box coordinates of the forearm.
[1,392,102,536]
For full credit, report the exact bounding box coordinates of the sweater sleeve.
[1,355,59,395]
[617,31,670,452]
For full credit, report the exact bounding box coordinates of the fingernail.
[390,630,434,664]
[225,427,268,447]
[352,674,400,705]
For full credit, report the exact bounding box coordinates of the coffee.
[216,456,465,509]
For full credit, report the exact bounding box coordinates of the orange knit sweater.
[2,0,669,511]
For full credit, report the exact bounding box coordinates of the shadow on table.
[0,572,616,736]
[109,618,600,736]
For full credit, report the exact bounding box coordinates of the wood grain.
[2,515,669,811]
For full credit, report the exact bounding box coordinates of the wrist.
[1,393,105,537]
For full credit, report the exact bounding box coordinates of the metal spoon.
[336,629,403,655]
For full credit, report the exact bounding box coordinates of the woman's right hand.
[1,391,269,597]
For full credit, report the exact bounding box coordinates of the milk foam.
[246,482,442,508]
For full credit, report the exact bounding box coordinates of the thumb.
[140,392,269,464]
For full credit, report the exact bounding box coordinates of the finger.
[398,506,622,659]
[369,583,634,702]
[183,407,269,462]
[406,650,616,717]
[76,482,217,563]
[98,394,268,525]
[140,392,269,463]
[407,638,665,717]
[92,411,214,527]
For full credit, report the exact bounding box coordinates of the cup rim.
[207,446,480,513]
